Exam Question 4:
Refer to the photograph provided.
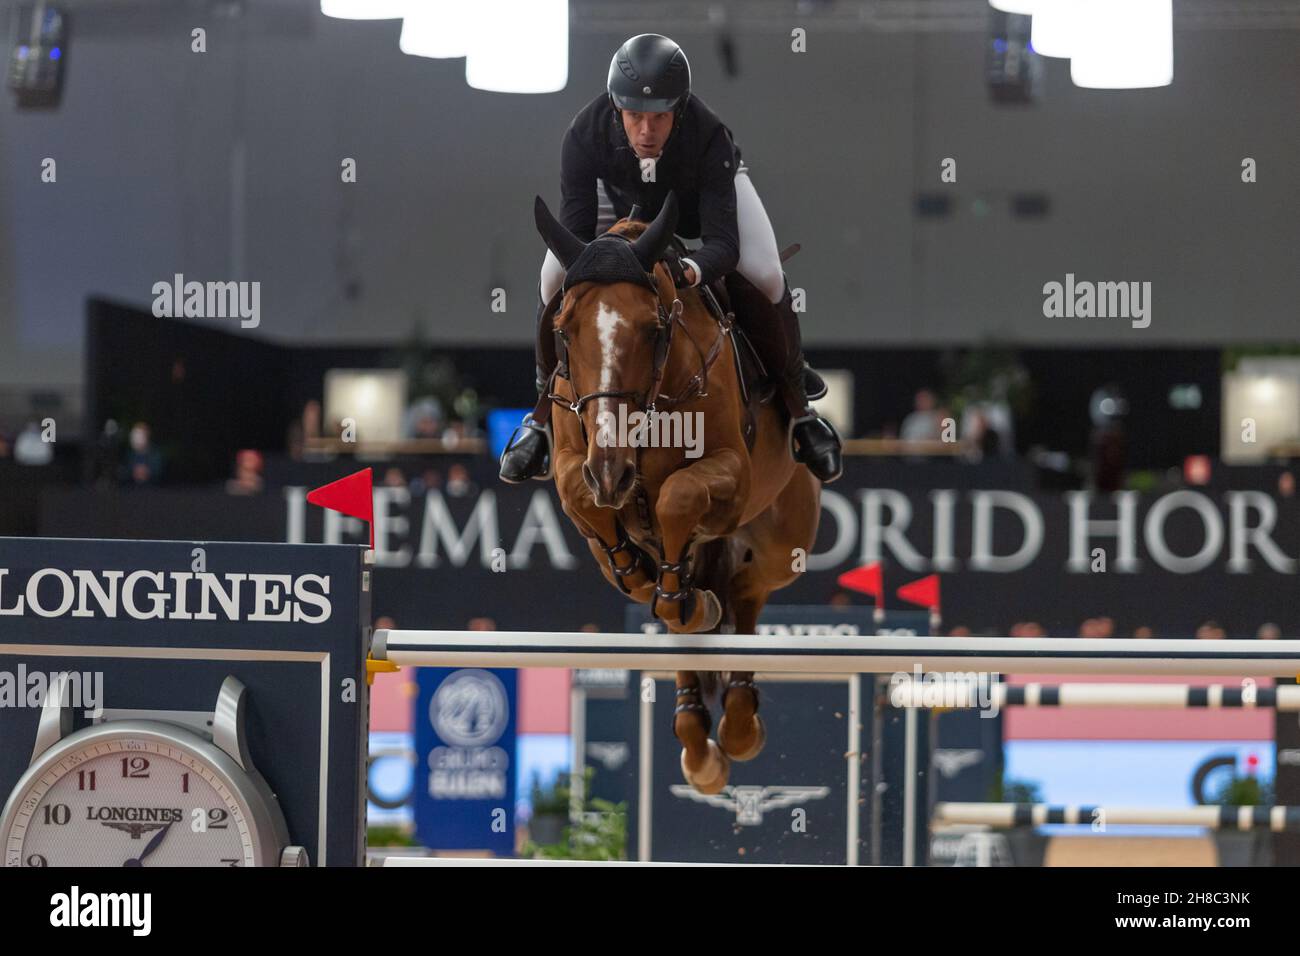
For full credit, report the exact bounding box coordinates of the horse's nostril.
[616,463,636,496]
[582,462,598,493]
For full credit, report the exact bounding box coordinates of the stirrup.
[787,412,844,482]
[499,416,553,482]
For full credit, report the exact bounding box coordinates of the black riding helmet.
[607,34,691,116]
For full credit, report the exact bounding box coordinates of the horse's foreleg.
[674,671,729,793]
[554,446,657,600]
[652,450,746,634]
[718,595,766,761]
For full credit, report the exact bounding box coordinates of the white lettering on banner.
[1227,491,1297,574]
[418,490,499,568]
[279,486,1300,575]
[373,486,413,566]
[427,746,509,800]
[859,489,925,569]
[805,490,855,571]
[1066,491,1141,572]
[969,491,1043,573]
[0,568,332,622]
[1144,491,1223,574]
[930,489,960,572]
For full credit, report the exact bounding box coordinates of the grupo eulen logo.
[430,669,509,747]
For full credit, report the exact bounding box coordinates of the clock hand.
[122,822,172,867]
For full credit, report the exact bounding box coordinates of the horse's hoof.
[680,740,730,794]
[661,588,722,634]
[718,713,766,762]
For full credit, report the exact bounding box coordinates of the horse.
[533,193,822,794]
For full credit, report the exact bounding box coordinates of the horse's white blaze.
[590,301,627,449]
[595,301,624,392]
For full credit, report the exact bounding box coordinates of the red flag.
[897,574,941,610]
[837,563,882,598]
[307,468,374,549]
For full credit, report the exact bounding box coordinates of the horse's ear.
[534,195,586,269]
[630,191,678,270]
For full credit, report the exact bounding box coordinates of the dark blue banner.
[413,667,517,854]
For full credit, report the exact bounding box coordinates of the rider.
[500,33,843,484]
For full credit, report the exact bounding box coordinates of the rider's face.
[620,109,674,158]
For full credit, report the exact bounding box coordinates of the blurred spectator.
[961,400,1014,459]
[288,400,324,460]
[441,421,467,449]
[1078,617,1110,638]
[303,399,322,438]
[405,397,445,440]
[409,468,443,497]
[446,463,476,497]
[1257,623,1281,641]
[122,422,161,484]
[0,432,10,458]
[382,467,407,488]
[14,421,54,466]
[1195,620,1227,640]
[225,449,265,495]
[467,617,496,631]
[900,389,943,443]
[961,409,1001,462]
[1089,384,1129,493]
[947,625,971,637]
[579,623,600,633]
[1279,472,1295,498]
[828,590,853,608]
[1132,626,1155,639]
[1010,621,1046,637]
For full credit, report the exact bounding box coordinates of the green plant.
[939,343,1034,420]
[1222,344,1300,373]
[522,768,628,861]
[367,824,420,847]
[1209,772,1273,807]
[528,771,570,816]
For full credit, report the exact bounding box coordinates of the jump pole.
[934,803,1300,831]
[889,682,1300,709]
[372,632,1300,677]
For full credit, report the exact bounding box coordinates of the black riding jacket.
[558,93,742,287]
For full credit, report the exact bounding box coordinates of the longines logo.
[0,568,332,622]
[85,806,184,825]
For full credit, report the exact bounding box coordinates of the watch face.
[4,732,259,867]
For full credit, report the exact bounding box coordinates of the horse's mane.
[605,218,649,240]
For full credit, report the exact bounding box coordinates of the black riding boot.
[499,291,562,483]
[739,279,843,483]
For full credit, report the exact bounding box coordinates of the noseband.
[547,235,729,439]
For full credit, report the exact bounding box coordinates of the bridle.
[546,234,731,442]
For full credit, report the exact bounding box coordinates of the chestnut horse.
[534,193,821,794]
